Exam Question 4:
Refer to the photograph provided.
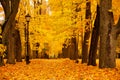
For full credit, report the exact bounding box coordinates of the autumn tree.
[0,0,21,64]
[15,27,22,62]
[88,5,100,66]
[82,0,91,63]
[99,0,117,68]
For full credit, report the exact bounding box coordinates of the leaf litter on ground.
[0,59,120,80]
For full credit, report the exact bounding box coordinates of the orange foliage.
[0,59,120,79]
[113,0,120,24]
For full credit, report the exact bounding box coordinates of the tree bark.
[0,56,4,66]
[82,0,91,63]
[15,30,22,62]
[2,0,20,42]
[88,5,100,66]
[116,17,120,37]
[62,44,67,58]
[99,0,116,68]
[0,0,20,64]
[71,37,78,60]
[7,24,15,64]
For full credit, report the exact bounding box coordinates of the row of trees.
[82,0,120,68]
[58,36,78,60]
[0,0,120,68]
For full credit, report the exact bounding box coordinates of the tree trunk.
[75,36,79,60]
[0,0,20,64]
[116,17,120,38]
[0,56,4,66]
[71,37,78,60]
[62,44,67,58]
[82,0,91,63]
[69,43,75,60]
[6,25,15,64]
[2,0,20,41]
[15,30,22,62]
[88,5,100,66]
[99,0,116,68]
[67,45,71,58]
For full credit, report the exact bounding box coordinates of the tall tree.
[88,5,100,66]
[99,0,116,68]
[70,2,80,60]
[82,0,91,63]
[0,0,20,64]
[15,29,22,62]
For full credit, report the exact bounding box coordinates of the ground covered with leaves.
[0,59,120,80]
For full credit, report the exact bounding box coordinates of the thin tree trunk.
[82,0,91,63]
[99,0,116,68]
[0,56,5,66]
[88,5,100,66]
[75,36,79,60]
[116,17,120,37]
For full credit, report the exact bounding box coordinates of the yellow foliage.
[112,0,120,24]
[15,0,120,56]
[16,0,86,55]
[0,44,6,56]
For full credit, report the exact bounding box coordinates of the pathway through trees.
[0,59,120,80]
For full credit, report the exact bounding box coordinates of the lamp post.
[25,13,31,64]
